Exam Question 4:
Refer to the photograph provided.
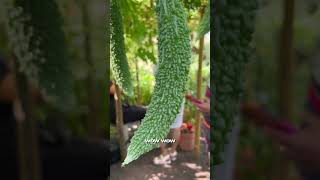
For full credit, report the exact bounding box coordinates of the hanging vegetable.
[4,0,74,110]
[212,0,257,174]
[110,0,133,96]
[122,0,192,166]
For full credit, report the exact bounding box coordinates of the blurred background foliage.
[0,0,108,138]
[236,0,320,179]
[56,0,108,137]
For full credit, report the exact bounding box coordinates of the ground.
[110,142,210,180]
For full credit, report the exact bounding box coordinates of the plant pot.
[179,131,195,151]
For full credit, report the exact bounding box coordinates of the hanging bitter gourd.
[111,0,133,96]
[212,0,257,174]
[122,0,191,166]
[197,1,210,38]
[4,0,74,110]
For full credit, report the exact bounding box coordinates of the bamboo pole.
[195,6,205,159]
[135,59,141,105]
[279,0,295,121]
[273,0,295,179]
[106,0,111,140]
[13,58,42,180]
[114,83,127,161]
[81,0,101,138]
[16,122,28,180]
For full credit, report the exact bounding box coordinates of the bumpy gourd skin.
[212,0,257,175]
[197,1,210,38]
[122,0,191,166]
[111,0,133,96]
[6,0,74,110]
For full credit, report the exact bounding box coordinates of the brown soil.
[110,146,210,180]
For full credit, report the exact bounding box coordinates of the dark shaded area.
[0,57,109,180]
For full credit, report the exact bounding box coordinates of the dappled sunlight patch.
[180,163,210,180]
[162,164,172,169]
[195,171,210,180]
[145,172,168,180]
[181,162,202,171]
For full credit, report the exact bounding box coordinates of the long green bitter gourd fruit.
[197,1,210,38]
[5,0,74,111]
[212,0,257,176]
[111,0,133,96]
[122,0,191,166]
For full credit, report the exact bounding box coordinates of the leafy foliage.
[183,0,202,10]
[236,1,320,179]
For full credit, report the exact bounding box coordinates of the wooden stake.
[106,0,111,139]
[13,59,42,180]
[273,0,295,179]
[80,0,101,138]
[195,6,205,160]
[114,83,127,161]
[279,0,295,121]
[135,59,141,105]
